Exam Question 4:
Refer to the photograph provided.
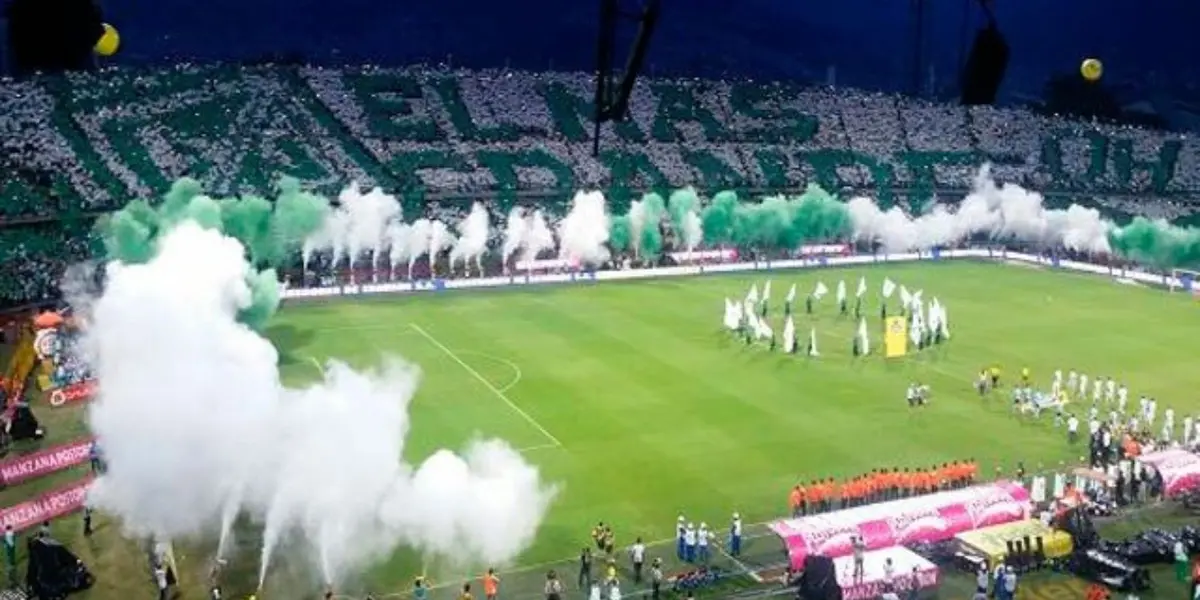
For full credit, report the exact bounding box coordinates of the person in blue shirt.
[675,516,686,560]
[729,513,743,557]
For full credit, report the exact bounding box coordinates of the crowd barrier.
[767,481,1031,570]
[0,439,93,487]
[280,249,1191,301]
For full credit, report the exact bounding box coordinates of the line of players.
[788,461,979,518]
[1000,367,1200,447]
[1051,369,1199,446]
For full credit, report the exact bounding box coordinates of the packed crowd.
[42,329,92,387]
[0,65,1198,308]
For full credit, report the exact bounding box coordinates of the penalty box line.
[409,323,564,450]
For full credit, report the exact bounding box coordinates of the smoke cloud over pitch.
[84,222,557,586]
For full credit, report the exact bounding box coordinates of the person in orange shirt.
[808,481,823,514]
[825,478,839,512]
[789,485,804,517]
[967,459,978,484]
[483,568,500,600]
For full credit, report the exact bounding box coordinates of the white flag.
[937,302,951,338]
[836,280,846,305]
[812,281,829,299]
[899,285,912,308]
[808,328,819,356]
[856,318,870,355]
[743,298,756,325]
[785,284,797,304]
[746,284,759,306]
[911,289,924,310]
[723,298,741,331]
[756,317,774,340]
[910,302,925,346]
[783,316,796,353]
[927,298,942,332]
[762,280,772,303]
[881,278,896,298]
[855,277,867,298]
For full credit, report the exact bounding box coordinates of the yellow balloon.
[1080,58,1103,81]
[95,23,120,57]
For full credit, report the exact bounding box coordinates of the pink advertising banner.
[0,439,94,487]
[1138,450,1200,497]
[0,477,93,532]
[768,481,1031,570]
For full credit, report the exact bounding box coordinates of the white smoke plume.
[427,220,456,276]
[450,203,491,275]
[558,191,611,266]
[501,207,529,267]
[847,165,1113,253]
[84,222,556,588]
[303,184,402,272]
[406,219,433,277]
[628,198,649,254]
[521,210,555,265]
[679,211,703,252]
[385,222,412,276]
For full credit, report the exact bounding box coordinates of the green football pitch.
[16,259,1200,600]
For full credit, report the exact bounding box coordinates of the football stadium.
[2,2,1200,600]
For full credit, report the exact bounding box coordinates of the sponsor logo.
[668,249,737,262]
[964,490,1025,527]
[0,478,92,532]
[49,380,96,407]
[887,506,949,543]
[799,244,848,255]
[798,516,860,555]
[32,329,58,360]
[0,440,93,486]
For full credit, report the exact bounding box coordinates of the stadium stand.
[1,65,1199,309]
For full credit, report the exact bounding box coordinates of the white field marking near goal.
[409,323,563,449]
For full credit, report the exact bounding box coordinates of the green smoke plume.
[608,193,667,259]
[637,193,667,260]
[698,184,852,249]
[667,188,700,231]
[1109,217,1200,270]
[99,177,330,330]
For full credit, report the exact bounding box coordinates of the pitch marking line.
[457,350,524,393]
[714,543,764,582]
[409,323,564,449]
